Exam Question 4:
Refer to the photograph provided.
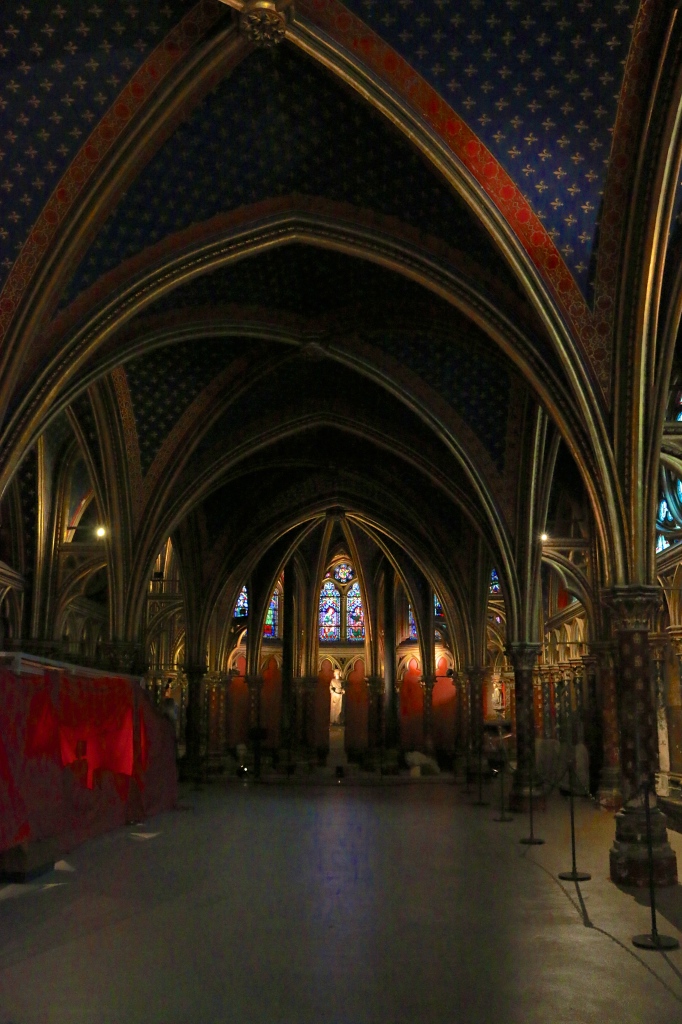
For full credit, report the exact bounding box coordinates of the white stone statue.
[492,679,505,716]
[330,669,344,725]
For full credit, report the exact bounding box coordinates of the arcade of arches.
[5,0,682,891]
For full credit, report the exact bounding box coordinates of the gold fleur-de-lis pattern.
[0,1,190,290]
[342,0,638,296]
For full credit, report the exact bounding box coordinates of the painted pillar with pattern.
[507,643,541,810]
[603,587,677,887]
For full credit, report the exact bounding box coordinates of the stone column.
[383,564,398,750]
[183,662,206,784]
[280,562,295,762]
[507,643,541,811]
[452,670,469,781]
[366,675,384,758]
[421,674,436,754]
[603,586,677,886]
[667,626,682,784]
[466,666,486,779]
[581,653,602,798]
[293,675,305,753]
[247,674,264,778]
[650,634,671,797]
[590,641,622,808]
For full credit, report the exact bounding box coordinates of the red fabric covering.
[0,667,177,856]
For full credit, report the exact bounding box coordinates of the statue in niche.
[330,668,345,725]
[492,679,505,717]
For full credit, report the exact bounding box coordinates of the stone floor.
[2,779,682,1024]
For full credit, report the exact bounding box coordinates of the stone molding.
[601,585,662,631]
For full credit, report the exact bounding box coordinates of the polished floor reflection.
[1,783,682,1024]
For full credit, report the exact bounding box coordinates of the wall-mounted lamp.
[96,526,106,539]
[540,533,549,542]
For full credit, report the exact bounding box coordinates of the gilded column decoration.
[421,674,436,754]
[602,586,677,887]
[506,643,541,810]
[650,634,670,797]
[590,641,621,809]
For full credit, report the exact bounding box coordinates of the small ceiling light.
[96,526,106,538]
[540,533,549,542]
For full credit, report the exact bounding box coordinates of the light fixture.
[540,533,548,542]
[96,526,106,538]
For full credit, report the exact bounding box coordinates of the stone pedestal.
[609,803,678,887]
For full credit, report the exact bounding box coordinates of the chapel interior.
[3,1,682,1021]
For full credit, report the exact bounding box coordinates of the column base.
[508,780,546,813]
[452,753,468,783]
[597,765,622,810]
[609,804,678,887]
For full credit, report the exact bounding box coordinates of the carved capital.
[505,642,541,672]
[667,625,682,658]
[588,640,615,669]
[183,662,206,685]
[239,0,292,46]
[601,585,662,632]
[465,665,486,686]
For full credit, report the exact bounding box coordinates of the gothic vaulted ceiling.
[1,0,681,613]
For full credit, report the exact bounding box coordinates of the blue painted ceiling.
[343,0,639,296]
[124,337,250,475]
[142,242,528,318]
[59,43,519,308]
[0,0,193,293]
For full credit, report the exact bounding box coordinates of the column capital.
[601,585,662,631]
[667,625,682,658]
[419,674,436,693]
[505,642,541,672]
[588,640,616,670]
[182,662,207,683]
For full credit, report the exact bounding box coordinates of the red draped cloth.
[0,667,177,856]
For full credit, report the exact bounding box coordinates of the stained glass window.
[333,562,355,583]
[659,499,674,524]
[319,581,341,641]
[234,585,248,617]
[489,569,501,595]
[408,607,418,640]
[263,590,279,638]
[434,594,443,616]
[346,581,365,640]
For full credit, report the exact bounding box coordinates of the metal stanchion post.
[631,718,679,950]
[558,749,590,882]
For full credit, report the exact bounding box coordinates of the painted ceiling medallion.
[219,0,293,47]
